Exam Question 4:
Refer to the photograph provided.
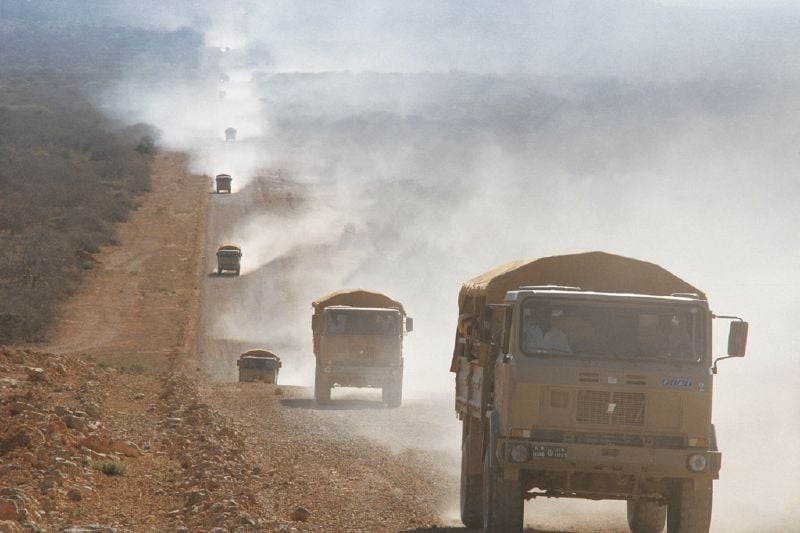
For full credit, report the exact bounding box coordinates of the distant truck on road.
[215,173,232,193]
[237,349,281,383]
[225,127,237,142]
[312,289,413,407]
[452,251,748,533]
[216,244,241,275]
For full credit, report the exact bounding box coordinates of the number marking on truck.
[532,445,567,459]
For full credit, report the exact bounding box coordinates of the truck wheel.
[382,375,403,408]
[314,369,331,404]
[667,479,712,533]
[460,420,483,529]
[482,448,523,533]
[627,500,667,533]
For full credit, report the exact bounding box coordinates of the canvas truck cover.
[459,251,704,307]
[241,349,279,359]
[217,244,241,253]
[312,289,406,316]
[453,251,704,371]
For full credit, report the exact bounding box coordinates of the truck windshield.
[241,358,275,369]
[326,310,400,336]
[520,299,704,362]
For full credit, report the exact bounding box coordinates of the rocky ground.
[0,348,313,532]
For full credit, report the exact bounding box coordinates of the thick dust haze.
[88,1,800,531]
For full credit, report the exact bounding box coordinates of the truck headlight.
[508,443,530,463]
[687,453,707,472]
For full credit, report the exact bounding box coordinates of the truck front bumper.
[321,364,402,388]
[495,438,721,480]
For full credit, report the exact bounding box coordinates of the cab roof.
[312,288,405,315]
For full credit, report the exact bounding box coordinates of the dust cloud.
[92,1,800,530]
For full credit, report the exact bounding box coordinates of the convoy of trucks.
[451,251,748,533]
[208,115,745,533]
[311,289,412,407]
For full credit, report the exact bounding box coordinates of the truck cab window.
[521,299,703,361]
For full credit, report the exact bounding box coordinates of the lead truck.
[452,251,748,533]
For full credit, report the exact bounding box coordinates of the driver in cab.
[523,304,571,353]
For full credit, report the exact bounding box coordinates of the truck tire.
[667,479,712,533]
[482,448,523,533]
[460,420,482,529]
[627,500,667,533]
[314,369,331,404]
[382,375,403,408]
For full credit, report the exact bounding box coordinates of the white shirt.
[524,325,571,352]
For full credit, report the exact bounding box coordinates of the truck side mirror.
[712,315,749,374]
[406,317,414,332]
[727,321,748,357]
[236,360,240,367]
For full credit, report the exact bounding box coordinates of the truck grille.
[576,390,645,426]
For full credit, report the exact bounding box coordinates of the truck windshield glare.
[326,310,399,336]
[521,299,704,362]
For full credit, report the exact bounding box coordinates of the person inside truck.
[667,314,694,358]
[523,304,571,353]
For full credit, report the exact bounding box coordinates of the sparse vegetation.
[93,459,128,476]
[0,13,201,344]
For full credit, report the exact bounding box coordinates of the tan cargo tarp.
[312,288,405,316]
[460,251,705,309]
[241,349,279,359]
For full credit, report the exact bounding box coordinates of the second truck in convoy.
[312,289,412,407]
[452,251,748,533]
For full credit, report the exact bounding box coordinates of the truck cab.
[216,244,241,275]
[215,173,232,193]
[237,349,281,383]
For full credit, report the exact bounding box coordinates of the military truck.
[237,349,281,383]
[312,289,413,407]
[216,244,241,275]
[452,251,748,533]
[215,173,232,193]
[225,127,237,142]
